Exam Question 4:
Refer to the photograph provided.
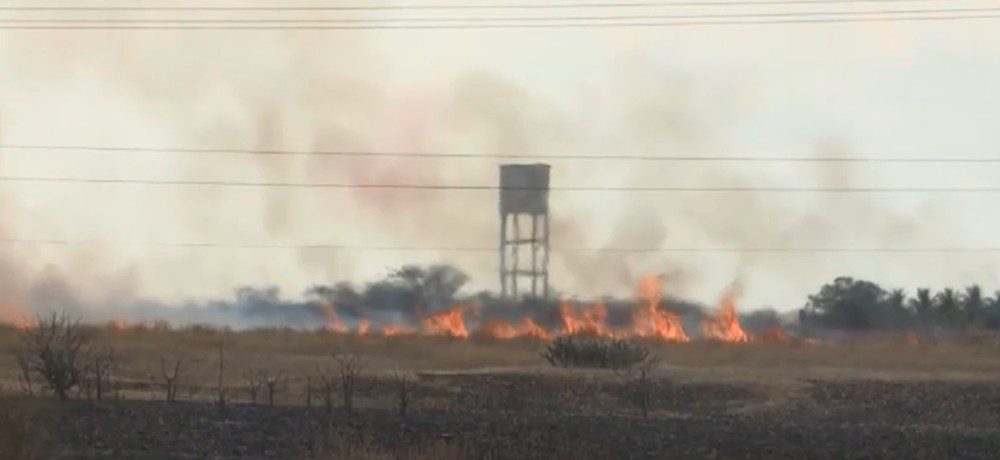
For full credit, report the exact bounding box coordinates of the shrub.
[541,337,651,370]
[20,312,89,401]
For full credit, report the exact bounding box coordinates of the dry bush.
[244,370,265,405]
[541,337,651,370]
[19,312,90,401]
[0,393,41,460]
[244,368,285,406]
[336,354,366,417]
[390,370,416,417]
[151,356,186,403]
[79,348,120,402]
[14,353,35,396]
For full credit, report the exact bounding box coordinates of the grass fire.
[3,13,1000,458]
[2,266,1000,459]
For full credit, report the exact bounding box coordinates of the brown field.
[2,325,1000,459]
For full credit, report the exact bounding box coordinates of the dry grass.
[0,324,998,404]
[0,393,42,460]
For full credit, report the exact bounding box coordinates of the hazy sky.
[2,1,1000,316]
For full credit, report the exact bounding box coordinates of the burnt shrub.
[541,337,650,370]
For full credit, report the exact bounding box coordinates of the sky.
[1,0,1000,318]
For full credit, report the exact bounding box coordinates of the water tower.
[499,164,550,298]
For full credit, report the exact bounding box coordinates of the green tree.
[935,288,962,327]
[907,288,935,331]
[804,277,887,330]
[962,285,985,329]
[390,264,470,313]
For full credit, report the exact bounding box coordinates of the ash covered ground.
[29,375,1000,459]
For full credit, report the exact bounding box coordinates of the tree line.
[800,277,1000,332]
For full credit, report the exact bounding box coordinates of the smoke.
[0,27,997,324]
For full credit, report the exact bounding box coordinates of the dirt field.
[3,326,1000,459]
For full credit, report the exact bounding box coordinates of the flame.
[477,315,552,340]
[559,299,614,337]
[631,274,689,342]
[420,305,468,338]
[319,301,350,333]
[356,319,371,336]
[0,301,32,328]
[757,326,790,343]
[381,323,417,337]
[106,318,128,332]
[702,286,749,343]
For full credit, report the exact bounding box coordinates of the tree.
[985,291,1000,329]
[803,277,888,330]
[907,288,935,333]
[881,288,910,329]
[962,285,985,328]
[390,264,469,313]
[935,288,962,327]
[20,312,89,401]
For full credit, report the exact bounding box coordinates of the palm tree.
[935,288,961,327]
[907,288,934,322]
[887,289,906,312]
[963,285,985,329]
[885,289,907,327]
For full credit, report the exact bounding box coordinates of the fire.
[318,301,350,333]
[702,286,749,343]
[0,301,32,328]
[106,318,128,332]
[356,319,371,336]
[381,323,417,337]
[477,315,552,340]
[559,299,613,337]
[631,274,689,342]
[420,305,468,338]
[757,326,790,343]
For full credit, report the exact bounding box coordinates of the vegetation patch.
[541,337,652,370]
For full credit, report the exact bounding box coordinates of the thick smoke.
[0,27,997,324]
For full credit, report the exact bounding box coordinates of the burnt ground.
[29,375,1000,459]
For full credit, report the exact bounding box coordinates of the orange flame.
[0,301,32,328]
[631,274,689,342]
[106,318,128,332]
[757,326,790,343]
[477,315,552,340]
[319,301,350,333]
[421,305,468,338]
[356,319,371,336]
[702,285,749,343]
[559,299,614,337]
[381,323,417,337]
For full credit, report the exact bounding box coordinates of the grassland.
[1,324,1000,458]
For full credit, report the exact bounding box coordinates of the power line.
[3,14,1000,29]
[3,144,1000,163]
[0,0,969,12]
[2,237,998,253]
[5,6,1000,23]
[1,176,999,192]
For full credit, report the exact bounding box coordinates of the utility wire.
[5,6,1000,23]
[1,176,999,192]
[2,238,998,253]
[3,144,999,163]
[3,14,1000,29]
[0,0,972,12]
